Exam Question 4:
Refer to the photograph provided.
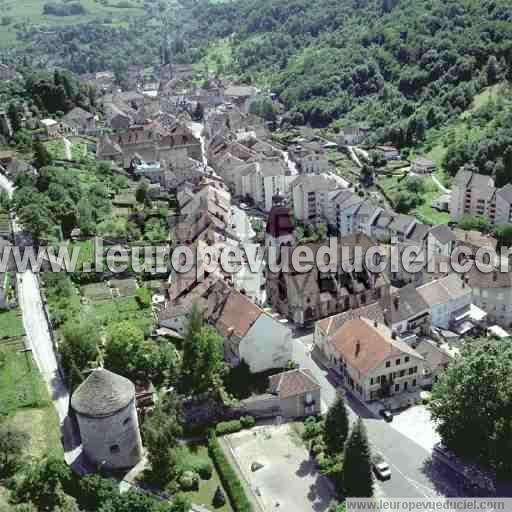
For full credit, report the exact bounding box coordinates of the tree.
[136,180,149,204]
[170,494,192,512]
[33,141,52,170]
[13,457,73,510]
[343,418,373,497]
[323,393,349,455]
[7,102,21,134]
[0,422,28,477]
[180,304,224,395]
[486,55,499,85]
[60,319,100,381]
[77,197,95,236]
[143,392,183,485]
[430,338,512,479]
[458,214,491,233]
[212,486,226,508]
[495,223,512,249]
[104,321,146,377]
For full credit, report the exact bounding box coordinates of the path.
[431,174,450,194]
[0,172,83,470]
[63,137,72,161]
[348,145,364,168]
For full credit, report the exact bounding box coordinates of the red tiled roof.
[215,289,262,339]
[329,318,422,374]
[268,369,320,399]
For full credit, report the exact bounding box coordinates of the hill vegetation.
[175,0,512,143]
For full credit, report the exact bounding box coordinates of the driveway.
[225,424,333,512]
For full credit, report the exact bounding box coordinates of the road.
[431,174,450,194]
[0,173,83,469]
[292,331,464,499]
[188,121,208,169]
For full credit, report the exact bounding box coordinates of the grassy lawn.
[0,338,63,504]
[0,309,27,339]
[174,443,233,512]
[45,139,67,160]
[68,239,95,269]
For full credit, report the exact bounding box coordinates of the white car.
[240,202,248,210]
[373,461,391,480]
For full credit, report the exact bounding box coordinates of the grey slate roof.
[71,368,135,418]
[390,285,429,323]
[407,223,431,243]
[497,183,512,205]
[428,225,456,245]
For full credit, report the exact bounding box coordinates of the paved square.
[389,405,440,452]
[226,424,334,512]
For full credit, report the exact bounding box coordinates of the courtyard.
[224,424,334,512]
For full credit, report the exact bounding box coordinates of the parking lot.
[225,424,334,512]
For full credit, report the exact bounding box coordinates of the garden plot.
[110,278,139,297]
[81,282,112,301]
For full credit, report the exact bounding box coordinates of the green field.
[0,0,145,48]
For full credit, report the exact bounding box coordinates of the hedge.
[216,416,255,436]
[208,433,254,512]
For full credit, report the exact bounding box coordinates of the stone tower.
[71,368,143,470]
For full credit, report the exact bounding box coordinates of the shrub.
[179,470,199,491]
[208,434,253,512]
[192,459,213,480]
[240,416,255,429]
[213,485,226,508]
[215,420,242,436]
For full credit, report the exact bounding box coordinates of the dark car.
[380,409,393,422]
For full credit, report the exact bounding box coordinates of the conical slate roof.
[71,368,135,418]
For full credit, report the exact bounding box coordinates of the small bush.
[179,470,199,491]
[240,416,255,429]
[194,460,213,480]
[208,434,253,512]
[216,420,242,436]
[213,485,226,508]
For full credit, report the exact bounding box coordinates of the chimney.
[355,340,361,357]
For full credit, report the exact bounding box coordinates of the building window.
[394,383,400,392]
[412,379,417,387]
[400,370,405,377]
[396,358,401,365]
[370,378,374,385]
[385,361,390,368]
[405,356,409,363]
[110,444,120,454]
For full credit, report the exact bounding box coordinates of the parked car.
[373,461,391,480]
[240,202,248,210]
[379,409,393,422]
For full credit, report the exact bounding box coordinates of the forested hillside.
[177,0,512,145]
